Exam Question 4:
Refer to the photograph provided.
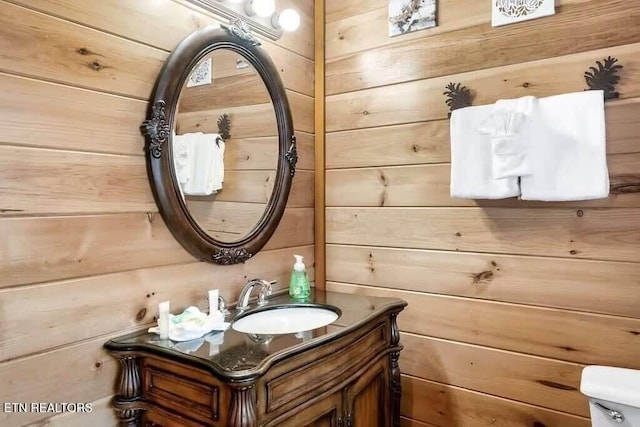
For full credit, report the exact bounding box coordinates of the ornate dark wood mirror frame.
[142,21,297,265]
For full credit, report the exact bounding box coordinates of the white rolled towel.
[450,105,521,199]
[479,96,536,180]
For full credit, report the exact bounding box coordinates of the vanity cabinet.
[105,291,406,427]
[276,361,388,427]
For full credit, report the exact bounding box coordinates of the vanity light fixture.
[273,8,301,32]
[187,0,300,41]
[245,0,275,18]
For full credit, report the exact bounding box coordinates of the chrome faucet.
[236,279,274,311]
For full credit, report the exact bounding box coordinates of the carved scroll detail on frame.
[212,248,253,265]
[222,19,261,46]
[444,82,474,118]
[584,56,623,101]
[285,135,298,178]
[141,101,170,158]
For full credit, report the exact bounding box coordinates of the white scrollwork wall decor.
[492,0,555,27]
[187,58,212,88]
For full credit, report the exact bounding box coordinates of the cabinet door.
[344,358,390,427]
[274,391,343,427]
[143,406,206,427]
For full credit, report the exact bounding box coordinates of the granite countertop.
[104,289,406,381]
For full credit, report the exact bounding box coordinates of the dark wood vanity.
[105,291,406,426]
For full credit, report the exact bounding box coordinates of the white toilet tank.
[581,366,640,426]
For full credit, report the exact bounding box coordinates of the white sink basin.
[232,305,340,335]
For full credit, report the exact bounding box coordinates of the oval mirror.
[142,23,297,265]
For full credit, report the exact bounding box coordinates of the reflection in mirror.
[174,49,278,243]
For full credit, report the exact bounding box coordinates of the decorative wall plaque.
[388,0,437,37]
[492,0,555,27]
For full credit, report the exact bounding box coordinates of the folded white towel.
[450,105,521,199]
[520,90,609,201]
[173,133,197,201]
[479,96,535,180]
[181,133,225,196]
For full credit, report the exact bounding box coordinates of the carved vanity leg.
[389,312,402,427]
[113,355,143,427]
[228,383,257,427]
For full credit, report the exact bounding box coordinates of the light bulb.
[252,0,275,17]
[278,8,300,32]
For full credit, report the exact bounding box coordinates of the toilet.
[581,366,640,425]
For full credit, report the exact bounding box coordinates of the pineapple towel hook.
[216,113,231,146]
[584,56,623,100]
[444,82,474,118]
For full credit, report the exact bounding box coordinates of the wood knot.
[77,47,90,56]
[611,182,640,194]
[536,380,577,391]
[412,144,419,153]
[136,308,147,321]
[94,361,102,368]
[147,212,156,223]
[472,270,494,285]
[89,60,102,71]
[576,210,584,217]
[338,33,345,40]
[379,171,389,187]
[455,232,462,237]
[522,82,530,88]
[569,250,578,255]
[362,110,370,116]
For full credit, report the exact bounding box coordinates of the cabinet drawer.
[264,320,389,414]
[142,357,225,426]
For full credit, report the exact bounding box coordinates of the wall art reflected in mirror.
[142,22,296,265]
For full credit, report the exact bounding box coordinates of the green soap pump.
[289,254,311,300]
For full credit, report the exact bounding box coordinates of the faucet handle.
[218,296,231,318]
[257,280,275,306]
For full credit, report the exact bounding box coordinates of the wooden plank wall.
[324,1,640,426]
[0,0,314,426]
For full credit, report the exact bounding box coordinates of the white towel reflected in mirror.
[173,132,225,198]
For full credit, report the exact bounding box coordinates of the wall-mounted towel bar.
[444,56,624,118]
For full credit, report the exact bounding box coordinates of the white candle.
[208,289,219,315]
[158,301,170,340]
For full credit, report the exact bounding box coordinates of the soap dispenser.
[289,254,310,300]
